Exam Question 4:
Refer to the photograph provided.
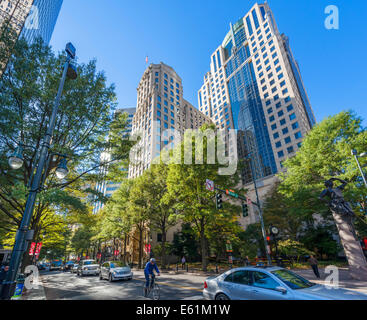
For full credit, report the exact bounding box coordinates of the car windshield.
[110,261,128,268]
[83,260,96,265]
[271,269,316,290]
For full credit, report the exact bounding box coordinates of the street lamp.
[0,43,78,300]
[55,157,69,179]
[8,145,24,170]
[351,149,367,188]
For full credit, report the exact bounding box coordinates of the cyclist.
[144,258,160,296]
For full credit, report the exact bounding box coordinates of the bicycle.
[143,274,160,300]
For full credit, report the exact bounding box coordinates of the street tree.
[0,36,133,267]
[166,124,241,271]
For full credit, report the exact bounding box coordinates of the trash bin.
[11,274,25,300]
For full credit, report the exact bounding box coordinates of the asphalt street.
[21,267,367,300]
[22,269,206,300]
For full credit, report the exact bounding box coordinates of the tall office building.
[129,62,212,179]
[93,107,136,214]
[0,0,62,44]
[198,2,316,224]
[0,0,63,77]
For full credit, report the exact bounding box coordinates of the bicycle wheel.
[143,284,148,297]
[152,283,160,300]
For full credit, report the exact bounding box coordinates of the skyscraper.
[129,62,212,179]
[20,0,63,45]
[0,0,63,44]
[0,0,63,77]
[198,2,316,224]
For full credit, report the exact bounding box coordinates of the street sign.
[228,255,233,264]
[205,179,214,191]
[226,189,239,198]
[225,243,233,253]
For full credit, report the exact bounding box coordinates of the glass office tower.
[198,2,316,185]
[20,0,63,44]
[0,0,63,45]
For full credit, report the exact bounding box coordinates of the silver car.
[203,266,367,300]
[71,264,79,273]
[77,259,99,276]
[99,261,133,282]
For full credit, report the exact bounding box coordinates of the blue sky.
[50,0,367,125]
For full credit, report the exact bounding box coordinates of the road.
[22,269,206,300]
[21,267,367,300]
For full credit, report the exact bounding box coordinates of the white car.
[77,259,99,276]
[99,261,133,282]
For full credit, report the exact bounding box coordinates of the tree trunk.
[200,229,208,272]
[332,211,367,280]
[138,228,143,269]
[123,235,127,264]
[161,231,167,269]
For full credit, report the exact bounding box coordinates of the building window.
[285,136,291,144]
[278,151,284,158]
[275,141,282,148]
[295,131,302,139]
[287,104,294,112]
[287,146,294,154]
[280,118,286,126]
[289,113,296,121]
[282,127,289,135]
[273,132,279,139]
[292,122,299,129]
[271,123,277,130]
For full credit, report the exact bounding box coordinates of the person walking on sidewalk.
[308,255,320,279]
[181,256,186,270]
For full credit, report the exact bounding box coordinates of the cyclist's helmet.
[150,258,156,263]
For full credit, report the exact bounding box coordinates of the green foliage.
[166,124,242,270]
[0,35,132,262]
[277,239,314,261]
[170,223,200,261]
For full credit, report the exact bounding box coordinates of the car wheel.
[215,293,230,300]
[109,273,113,282]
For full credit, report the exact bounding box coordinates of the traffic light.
[216,193,223,209]
[242,203,248,217]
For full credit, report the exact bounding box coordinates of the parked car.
[37,262,46,270]
[71,264,79,273]
[77,259,99,276]
[99,261,133,282]
[50,260,63,271]
[63,261,75,272]
[203,266,367,300]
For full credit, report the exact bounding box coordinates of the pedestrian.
[244,256,249,266]
[0,263,9,284]
[308,255,320,279]
[181,256,186,270]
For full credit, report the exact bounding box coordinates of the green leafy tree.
[167,124,241,271]
[0,37,133,268]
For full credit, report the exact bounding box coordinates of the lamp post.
[351,149,367,188]
[1,43,77,300]
[245,153,272,266]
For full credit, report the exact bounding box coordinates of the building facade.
[198,2,316,226]
[129,62,212,179]
[0,0,62,44]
